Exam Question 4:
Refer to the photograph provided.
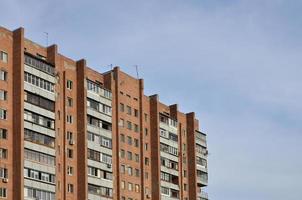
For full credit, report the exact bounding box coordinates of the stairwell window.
[67,115,73,124]
[0,70,7,81]
[0,148,8,159]
[0,51,8,63]
[0,109,7,120]
[67,80,73,90]
[0,90,7,101]
[0,187,7,198]
[0,128,7,139]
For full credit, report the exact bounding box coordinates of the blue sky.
[1,0,302,199]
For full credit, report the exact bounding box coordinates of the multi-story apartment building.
[0,26,208,200]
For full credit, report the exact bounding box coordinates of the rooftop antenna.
[44,32,49,47]
[134,65,139,79]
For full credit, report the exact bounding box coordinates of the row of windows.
[87,132,112,149]
[119,119,139,132]
[160,128,178,142]
[88,184,113,197]
[196,156,207,168]
[160,157,179,170]
[25,91,55,111]
[120,165,140,177]
[196,144,207,155]
[119,103,139,117]
[88,166,113,180]
[120,149,140,162]
[121,181,140,193]
[24,54,55,76]
[0,187,7,198]
[87,79,112,99]
[24,128,55,148]
[197,170,208,182]
[24,168,55,184]
[160,143,178,156]
[160,171,179,184]
[160,114,177,128]
[87,98,112,116]
[24,110,55,129]
[24,187,55,200]
[161,186,179,198]
[87,149,112,164]
[120,134,139,147]
[0,51,8,63]
[24,72,54,92]
[87,115,112,131]
[24,148,55,166]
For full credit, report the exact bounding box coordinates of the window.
[0,128,7,139]
[67,149,73,158]
[127,121,132,130]
[134,138,139,147]
[0,109,6,120]
[24,129,55,148]
[67,184,74,193]
[135,169,140,177]
[134,124,139,132]
[0,70,7,81]
[161,186,170,196]
[67,80,73,90]
[128,182,133,191]
[24,187,55,200]
[24,110,55,129]
[120,134,125,142]
[0,168,8,178]
[145,157,149,165]
[24,72,54,92]
[127,106,132,115]
[144,128,148,136]
[88,166,98,177]
[0,187,7,198]
[144,113,148,122]
[127,167,132,176]
[24,91,55,111]
[169,132,178,142]
[100,136,112,148]
[0,90,7,100]
[0,51,8,63]
[67,97,73,107]
[120,165,125,174]
[24,54,55,76]
[88,149,100,162]
[24,149,55,166]
[67,115,73,124]
[120,149,125,158]
[67,131,73,141]
[24,168,55,184]
[144,143,148,151]
[101,153,112,164]
[121,181,125,189]
[127,136,132,145]
[120,103,124,112]
[135,184,140,193]
[119,119,124,127]
[127,151,132,160]
[135,154,139,162]
[134,109,138,117]
[67,166,73,175]
[0,148,8,159]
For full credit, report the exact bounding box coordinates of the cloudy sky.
[1,0,301,199]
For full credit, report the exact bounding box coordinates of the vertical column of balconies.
[86,79,113,200]
[23,53,56,200]
[159,114,180,200]
[195,131,208,200]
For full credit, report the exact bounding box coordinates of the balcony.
[195,131,207,147]
[197,171,208,187]
[197,191,208,200]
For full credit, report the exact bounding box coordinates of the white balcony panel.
[87,125,112,139]
[196,164,208,173]
[24,82,55,101]
[24,178,56,193]
[24,102,55,119]
[24,64,56,84]
[161,195,179,200]
[87,159,113,173]
[24,121,55,137]
[160,152,178,163]
[87,108,111,123]
[161,181,180,191]
[160,122,178,134]
[87,90,111,106]
[88,141,112,155]
[24,160,56,174]
[160,137,179,149]
[88,176,113,189]
[161,166,179,177]
[24,141,55,156]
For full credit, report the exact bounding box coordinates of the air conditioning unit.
[2,178,8,183]
[146,194,151,199]
[107,164,112,168]
[69,140,75,145]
